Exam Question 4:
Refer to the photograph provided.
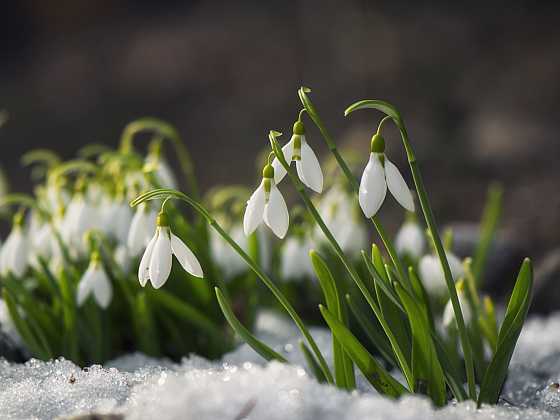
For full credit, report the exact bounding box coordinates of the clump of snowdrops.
[1,88,532,408]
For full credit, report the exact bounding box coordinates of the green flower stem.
[297,88,410,290]
[344,99,477,400]
[120,117,200,201]
[270,133,414,391]
[131,188,334,384]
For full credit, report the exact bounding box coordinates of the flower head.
[395,215,425,259]
[419,251,464,297]
[138,211,203,289]
[359,133,414,218]
[442,280,472,330]
[128,203,157,256]
[243,163,289,239]
[271,119,323,193]
[280,236,315,280]
[0,214,29,278]
[77,252,113,309]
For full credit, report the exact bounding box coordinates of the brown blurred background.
[1,1,560,296]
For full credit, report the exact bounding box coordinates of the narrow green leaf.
[361,251,403,312]
[134,292,161,356]
[346,293,396,366]
[320,305,408,398]
[215,287,287,363]
[299,340,327,383]
[472,184,503,286]
[311,250,354,389]
[395,283,447,406]
[478,258,533,406]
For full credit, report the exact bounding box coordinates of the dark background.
[1,1,559,265]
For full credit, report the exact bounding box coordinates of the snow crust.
[2,311,560,420]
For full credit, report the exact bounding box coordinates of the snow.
[2,311,560,420]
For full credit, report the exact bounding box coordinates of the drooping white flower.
[442,281,472,329]
[419,251,464,297]
[315,185,367,255]
[128,203,158,256]
[108,198,133,244]
[77,252,113,309]
[114,244,131,274]
[210,223,248,279]
[395,217,425,259]
[280,236,315,280]
[0,219,29,278]
[62,193,98,254]
[271,120,323,193]
[138,211,203,289]
[243,164,289,239]
[145,149,178,189]
[359,133,414,218]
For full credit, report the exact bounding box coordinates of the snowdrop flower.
[419,250,464,297]
[106,198,133,244]
[316,185,367,255]
[145,143,178,189]
[272,119,323,193]
[138,211,203,289]
[77,252,113,309]
[0,215,29,277]
[62,193,98,253]
[442,280,472,329]
[243,164,289,239]
[114,245,131,274]
[359,133,414,218]
[128,203,157,256]
[395,215,425,259]
[210,223,247,279]
[280,236,315,280]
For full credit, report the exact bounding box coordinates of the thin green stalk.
[345,99,477,400]
[297,88,410,290]
[131,188,334,384]
[270,133,414,391]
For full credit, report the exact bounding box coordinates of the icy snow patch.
[1,312,560,419]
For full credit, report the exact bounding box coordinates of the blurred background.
[1,1,560,308]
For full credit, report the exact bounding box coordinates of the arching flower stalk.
[77,251,113,309]
[243,159,289,239]
[272,114,323,193]
[138,210,203,289]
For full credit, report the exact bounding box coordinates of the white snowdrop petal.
[447,252,465,280]
[243,182,266,236]
[138,232,158,287]
[8,230,28,277]
[263,185,289,239]
[443,292,472,329]
[77,266,96,306]
[272,139,294,184]
[149,228,173,289]
[418,255,447,296]
[171,233,203,278]
[358,153,387,218]
[385,158,415,212]
[93,269,113,309]
[395,222,425,259]
[296,140,323,193]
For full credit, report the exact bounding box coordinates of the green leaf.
[472,184,503,286]
[299,340,327,383]
[478,258,533,406]
[320,305,408,398]
[134,292,161,356]
[215,287,287,363]
[361,250,403,312]
[310,250,355,389]
[346,293,396,366]
[395,283,447,406]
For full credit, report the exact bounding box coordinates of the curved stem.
[131,189,334,384]
[298,88,410,290]
[344,99,477,400]
[270,133,414,390]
